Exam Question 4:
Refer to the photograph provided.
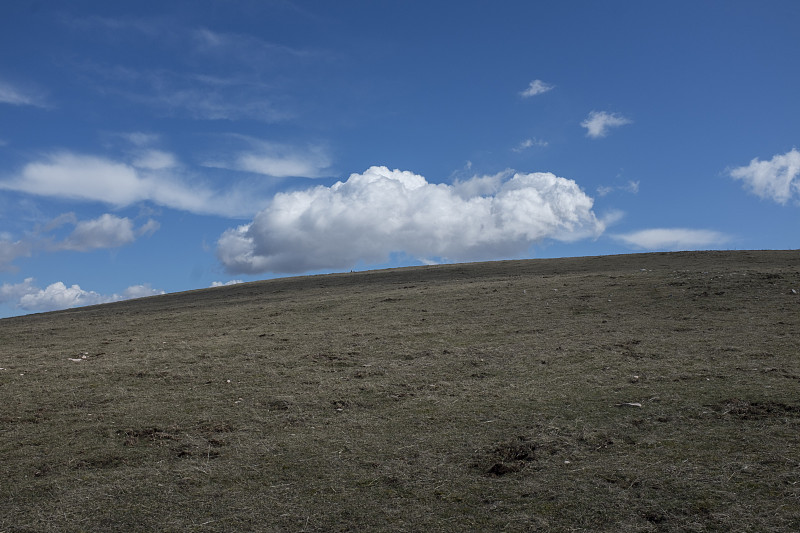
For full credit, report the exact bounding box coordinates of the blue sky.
[1,1,799,317]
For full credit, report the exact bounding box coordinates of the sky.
[1,0,799,318]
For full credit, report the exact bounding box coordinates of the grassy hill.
[2,250,799,532]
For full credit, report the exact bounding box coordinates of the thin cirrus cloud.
[614,228,730,250]
[0,79,48,108]
[66,18,311,123]
[106,69,290,122]
[520,80,554,98]
[0,277,164,312]
[728,148,800,205]
[581,111,632,138]
[0,151,268,217]
[216,166,605,274]
[192,27,313,63]
[132,149,179,170]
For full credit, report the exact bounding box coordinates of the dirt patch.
[474,436,537,476]
[713,398,800,420]
[118,426,180,446]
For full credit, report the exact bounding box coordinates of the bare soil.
[1,250,799,532]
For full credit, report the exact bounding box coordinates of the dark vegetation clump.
[2,250,799,531]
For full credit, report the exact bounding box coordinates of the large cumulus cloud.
[217,166,604,274]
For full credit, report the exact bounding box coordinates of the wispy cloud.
[0,213,158,270]
[0,237,32,271]
[192,27,312,62]
[217,166,604,274]
[105,69,290,122]
[614,228,730,250]
[0,277,164,312]
[520,80,554,98]
[581,111,632,138]
[597,180,639,197]
[512,138,549,152]
[119,132,161,147]
[66,17,318,123]
[132,149,178,170]
[64,14,163,38]
[729,148,800,205]
[0,79,48,108]
[202,136,333,178]
[0,151,270,217]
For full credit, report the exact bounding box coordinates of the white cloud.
[451,171,507,198]
[121,284,165,300]
[203,137,332,178]
[217,166,604,274]
[614,228,730,250]
[625,180,640,194]
[211,280,244,287]
[512,138,548,152]
[58,214,136,251]
[0,80,47,107]
[136,218,161,237]
[0,278,164,312]
[728,148,800,204]
[0,278,37,302]
[581,111,632,138]
[520,80,554,98]
[18,282,112,311]
[597,180,639,197]
[5,152,151,205]
[0,213,159,269]
[0,152,267,217]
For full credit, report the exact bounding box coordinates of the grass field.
[1,250,799,532]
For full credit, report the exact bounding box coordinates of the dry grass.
[1,250,799,531]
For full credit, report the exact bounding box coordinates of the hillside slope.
[2,251,799,532]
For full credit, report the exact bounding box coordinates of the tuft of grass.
[2,250,800,531]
